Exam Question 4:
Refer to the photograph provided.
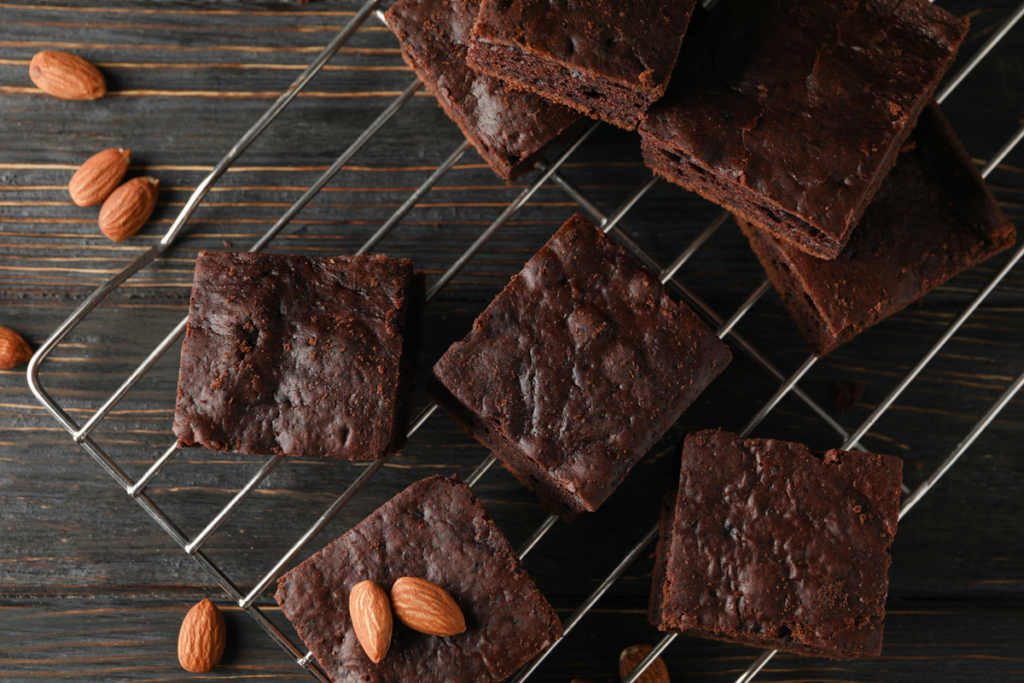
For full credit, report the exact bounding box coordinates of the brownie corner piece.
[274,474,563,683]
[639,0,969,259]
[430,213,731,519]
[467,0,698,130]
[649,429,903,660]
[172,251,422,460]
[384,0,580,180]
[738,103,1015,357]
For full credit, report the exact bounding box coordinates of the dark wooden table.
[2,1,1023,681]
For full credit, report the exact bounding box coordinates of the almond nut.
[69,148,131,207]
[619,643,670,683]
[349,580,392,663]
[390,577,466,637]
[98,176,159,242]
[29,50,106,100]
[177,598,226,673]
[0,326,32,369]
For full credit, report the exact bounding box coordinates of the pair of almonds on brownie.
[68,148,160,242]
[350,577,466,664]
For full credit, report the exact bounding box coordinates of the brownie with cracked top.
[275,475,563,683]
[173,251,422,460]
[385,0,581,181]
[738,104,1015,356]
[429,213,732,519]
[640,0,969,259]
[467,0,697,130]
[649,429,903,660]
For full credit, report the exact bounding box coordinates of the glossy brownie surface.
[385,0,580,180]
[275,475,563,683]
[640,0,968,259]
[173,251,420,460]
[431,214,731,518]
[649,430,903,660]
[739,104,1015,356]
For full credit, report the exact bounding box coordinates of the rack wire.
[24,1,1024,682]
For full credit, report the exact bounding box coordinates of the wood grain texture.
[1,1,1023,681]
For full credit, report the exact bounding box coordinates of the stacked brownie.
[738,104,1015,356]
[639,0,968,260]
[385,0,581,180]
[466,0,699,130]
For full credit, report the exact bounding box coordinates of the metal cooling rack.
[24,1,1024,682]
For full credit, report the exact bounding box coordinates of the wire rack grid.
[23,1,1024,682]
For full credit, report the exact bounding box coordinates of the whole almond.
[98,176,159,242]
[619,644,670,683]
[349,580,392,663]
[177,598,226,673]
[390,577,466,637]
[0,326,33,369]
[29,51,106,100]
[69,148,131,207]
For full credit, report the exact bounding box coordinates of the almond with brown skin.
[0,326,32,369]
[619,643,670,683]
[98,176,159,242]
[29,51,106,100]
[390,577,466,637]
[69,148,131,207]
[177,598,226,673]
[349,580,392,663]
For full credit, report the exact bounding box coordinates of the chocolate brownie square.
[385,0,581,181]
[430,213,731,519]
[467,0,698,130]
[738,104,1015,356]
[173,251,423,460]
[640,0,969,259]
[649,430,903,660]
[275,475,563,683]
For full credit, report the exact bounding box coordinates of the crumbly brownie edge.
[384,37,526,181]
[639,137,845,259]
[384,270,425,456]
[467,40,659,130]
[427,375,584,520]
[736,217,843,356]
[647,474,681,630]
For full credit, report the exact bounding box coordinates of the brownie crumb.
[834,381,867,415]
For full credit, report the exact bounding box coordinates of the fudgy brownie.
[467,0,697,130]
[639,0,969,259]
[649,430,903,660]
[385,0,581,181]
[430,213,731,519]
[275,475,563,683]
[738,104,1015,357]
[173,251,423,460]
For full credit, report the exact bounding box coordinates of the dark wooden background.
[1,1,1023,681]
